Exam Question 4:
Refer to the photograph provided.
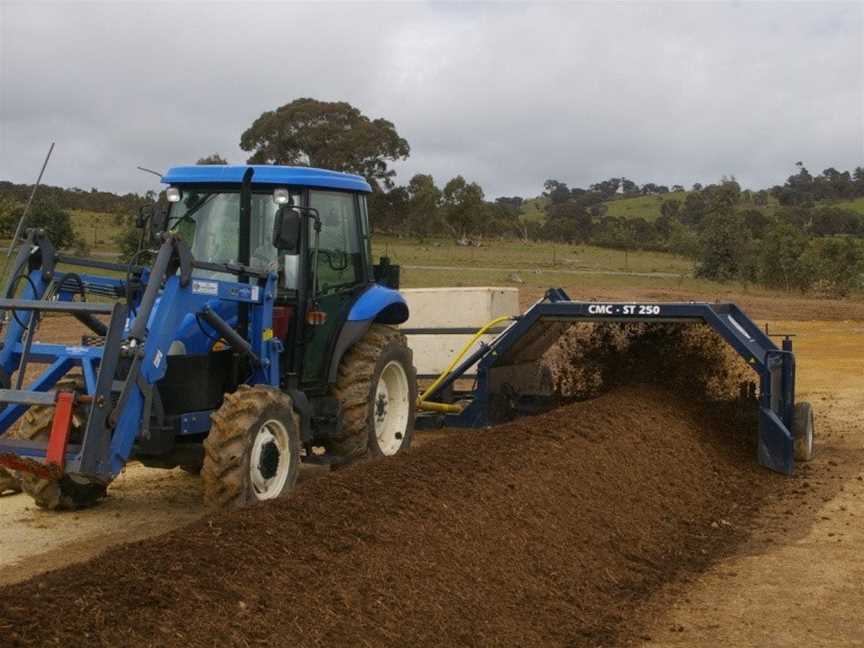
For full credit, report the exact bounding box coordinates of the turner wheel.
[15,376,107,510]
[328,324,417,462]
[202,385,301,509]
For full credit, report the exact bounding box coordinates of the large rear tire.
[329,324,417,462]
[15,376,107,510]
[793,401,815,462]
[202,385,301,509]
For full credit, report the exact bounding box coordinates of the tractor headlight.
[273,188,291,205]
[166,187,181,203]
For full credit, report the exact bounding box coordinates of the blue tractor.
[0,165,416,509]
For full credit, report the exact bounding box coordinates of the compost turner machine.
[0,164,813,511]
[411,288,815,475]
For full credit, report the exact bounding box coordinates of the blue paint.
[162,165,371,193]
[179,410,213,435]
[82,358,98,395]
[0,358,72,432]
[347,283,408,323]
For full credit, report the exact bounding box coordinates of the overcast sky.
[0,0,862,199]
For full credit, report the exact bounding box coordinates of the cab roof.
[161,165,371,193]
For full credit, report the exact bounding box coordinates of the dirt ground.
[638,319,864,647]
[0,291,861,646]
[0,316,206,585]
[0,386,779,647]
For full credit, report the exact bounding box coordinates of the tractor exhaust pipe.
[237,167,254,338]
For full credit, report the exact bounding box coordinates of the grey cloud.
[0,0,861,199]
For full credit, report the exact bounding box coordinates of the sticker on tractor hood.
[192,280,218,296]
[586,304,662,316]
[228,285,259,301]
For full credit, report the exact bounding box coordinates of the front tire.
[15,376,107,510]
[202,385,301,509]
[329,324,417,462]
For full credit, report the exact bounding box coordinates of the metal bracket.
[46,391,75,470]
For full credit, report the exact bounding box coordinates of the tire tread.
[202,385,299,509]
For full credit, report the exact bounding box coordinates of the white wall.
[401,287,520,376]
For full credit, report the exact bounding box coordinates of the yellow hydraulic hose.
[416,400,463,414]
[416,315,515,414]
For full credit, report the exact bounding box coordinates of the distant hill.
[0,180,149,216]
[519,190,862,225]
[519,196,548,222]
[601,192,687,222]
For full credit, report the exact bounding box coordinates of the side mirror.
[151,205,169,234]
[136,205,153,229]
[373,256,401,289]
[273,206,302,254]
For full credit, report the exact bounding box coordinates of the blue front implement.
[0,233,282,483]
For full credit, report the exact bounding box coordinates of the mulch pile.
[0,386,779,648]
[546,322,752,401]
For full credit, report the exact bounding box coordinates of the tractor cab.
[158,165,396,392]
[162,180,367,291]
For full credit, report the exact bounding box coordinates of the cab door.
[300,190,368,388]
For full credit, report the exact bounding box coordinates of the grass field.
[70,210,126,252]
[834,197,864,215]
[373,236,691,272]
[518,193,685,224]
[519,196,547,222]
[372,236,705,290]
[602,191,687,221]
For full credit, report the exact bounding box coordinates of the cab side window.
[308,190,363,291]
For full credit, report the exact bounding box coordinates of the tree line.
[527,168,864,296]
[367,175,522,244]
[0,181,151,216]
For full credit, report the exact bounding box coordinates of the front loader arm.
[0,231,280,484]
[106,238,280,477]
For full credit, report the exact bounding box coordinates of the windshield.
[168,190,288,278]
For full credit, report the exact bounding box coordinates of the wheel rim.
[249,419,292,500]
[374,360,410,456]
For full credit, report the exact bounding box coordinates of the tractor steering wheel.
[318,249,349,272]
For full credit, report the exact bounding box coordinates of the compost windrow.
[0,386,779,647]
